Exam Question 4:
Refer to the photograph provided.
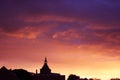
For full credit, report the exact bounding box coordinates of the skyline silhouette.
[0,58,120,80]
[0,0,120,80]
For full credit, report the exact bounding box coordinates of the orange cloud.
[1,27,40,39]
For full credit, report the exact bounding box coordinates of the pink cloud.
[52,29,81,40]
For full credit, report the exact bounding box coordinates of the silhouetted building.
[34,58,65,80]
[12,69,33,80]
[0,66,19,80]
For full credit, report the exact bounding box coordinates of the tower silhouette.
[34,57,65,80]
[40,57,51,74]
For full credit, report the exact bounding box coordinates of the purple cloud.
[0,0,120,47]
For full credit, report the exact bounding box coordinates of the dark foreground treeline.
[0,66,119,80]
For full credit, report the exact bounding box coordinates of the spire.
[45,57,47,63]
[36,69,38,74]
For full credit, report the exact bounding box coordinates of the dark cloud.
[0,0,120,29]
[0,0,120,47]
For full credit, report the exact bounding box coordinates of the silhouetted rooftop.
[0,66,19,80]
[40,57,51,74]
[0,66,8,71]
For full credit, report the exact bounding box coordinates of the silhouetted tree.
[111,78,120,80]
[89,78,101,80]
[68,74,80,80]
[84,78,88,80]
[12,69,33,80]
[89,78,93,80]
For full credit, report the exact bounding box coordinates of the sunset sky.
[0,0,120,80]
